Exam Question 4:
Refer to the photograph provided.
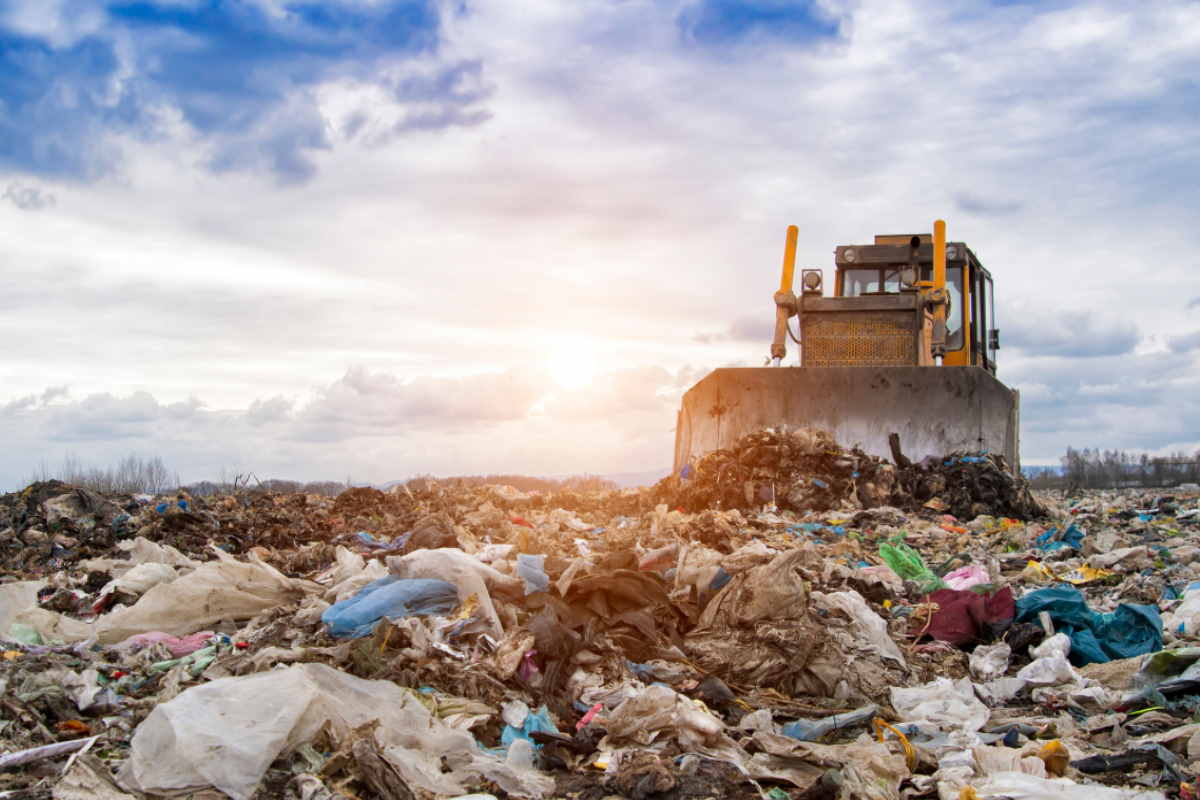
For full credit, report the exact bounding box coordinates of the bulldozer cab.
[830,233,998,373]
[677,220,1020,476]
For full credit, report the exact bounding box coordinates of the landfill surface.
[1,427,1199,800]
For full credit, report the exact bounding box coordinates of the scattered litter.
[0,438,1194,798]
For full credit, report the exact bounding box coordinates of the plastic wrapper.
[890,677,989,734]
[387,547,522,638]
[969,642,1011,682]
[118,663,553,800]
[516,553,549,595]
[943,564,990,591]
[964,771,1166,799]
[98,562,178,598]
[879,541,945,593]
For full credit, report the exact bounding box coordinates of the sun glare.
[547,342,598,390]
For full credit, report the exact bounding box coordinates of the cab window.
[842,269,880,295]
[945,266,963,350]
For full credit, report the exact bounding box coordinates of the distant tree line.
[19,456,619,497]
[27,454,179,495]
[183,478,349,497]
[1028,446,1200,490]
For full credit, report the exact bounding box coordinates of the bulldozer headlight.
[801,269,823,293]
[843,248,856,262]
[946,245,958,260]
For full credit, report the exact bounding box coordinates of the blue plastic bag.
[321,576,459,638]
[1014,585,1162,666]
[1033,523,1084,552]
[500,705,559,750]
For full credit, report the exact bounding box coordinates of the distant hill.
[599,469,670,488]
[378,467,670,492]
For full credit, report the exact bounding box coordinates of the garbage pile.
[661,427,1045,520]
[1,432,1199,800]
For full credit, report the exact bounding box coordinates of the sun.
[546,342,598,390]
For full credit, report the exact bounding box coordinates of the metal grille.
[802,310,917,367]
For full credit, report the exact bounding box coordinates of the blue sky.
[1,0,1199,487]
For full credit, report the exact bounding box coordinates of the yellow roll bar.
[779,225,798,292]
[933,219,946,292]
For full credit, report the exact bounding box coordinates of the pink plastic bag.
[943,564,990,591]
[120,630,214,658]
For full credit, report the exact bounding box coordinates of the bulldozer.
[673,220,1020,475]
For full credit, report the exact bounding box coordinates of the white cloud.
[2,0,1199,480]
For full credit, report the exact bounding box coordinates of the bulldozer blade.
[673,366,1020,475]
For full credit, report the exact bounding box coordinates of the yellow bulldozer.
[674,220,1020,474]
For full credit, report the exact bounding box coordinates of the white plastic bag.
[891,677,989,734]
[812,590,906,667]
[387,548,521,638]
[99,562,178,598]
[0,581,43,639]
[969,642,1011,681]
[118,663,552,800]
[12,547,317,645]
[1016,634,1078,687]
[1164,585,1200,637]
[965,771,1166,799]
[94,547,318,644]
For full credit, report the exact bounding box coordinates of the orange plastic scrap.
[941,524,968,534]
[958,789,980,800]
[873,717,916,770]
[55,720,91,736]
[1037,739,1070,776]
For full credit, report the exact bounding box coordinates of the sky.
[2,0,1199,489]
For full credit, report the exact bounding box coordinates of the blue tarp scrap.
[788,523,846,537]
[1014,584,1163,666]
[1034,522,1085,552]
[321,575,459,638]
[354,530,411,552]
[943,455,987,466]
[498,705,559,752]
[708,567,732,593]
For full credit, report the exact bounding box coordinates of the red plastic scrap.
[923,586,1015,646]
[576,702,603,731]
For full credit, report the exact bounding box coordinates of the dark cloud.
[3,182,56,210]
[1169,330,1200,353]
[246,396,292,427]
[1,384,69,415]
[1003,350,1200,459]
[676,0,840,45]
[953,192,1022,217]
[0,1,492,181]
[1003,310,1138,358]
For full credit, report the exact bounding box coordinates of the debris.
[0,452,1194,799]
[1014,585,1163,666]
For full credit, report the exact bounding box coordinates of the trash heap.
[660,427,1045,520]
[0,430,1199,800]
